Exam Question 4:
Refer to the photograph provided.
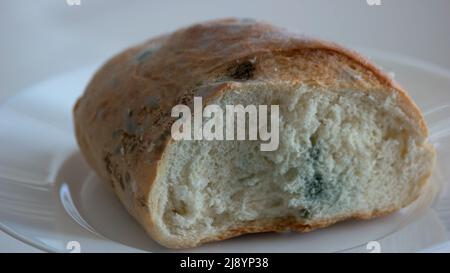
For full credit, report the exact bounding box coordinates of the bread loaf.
[73,18,436,249]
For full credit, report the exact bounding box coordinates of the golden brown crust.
[73,18,431,249]
[198,206,398,247]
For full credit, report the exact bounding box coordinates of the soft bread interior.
[152,83,435,245]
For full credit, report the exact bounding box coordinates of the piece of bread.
[73,18,436,249]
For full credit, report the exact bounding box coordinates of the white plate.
[1,50,450,253]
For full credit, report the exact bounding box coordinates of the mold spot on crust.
[228,60,256,80]
[104,152,113,174]
[103,152,124,190]
[146,95,160,109]
[136,48,155,63]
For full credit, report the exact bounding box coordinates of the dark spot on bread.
[178,89,195,105]
[306,172,324,198]
[284,168,299,182]
[308,143,321,162]
[172,200,188,215]
[228,60,255,80]
[112,144,122,156]
[136,103,171,129]
[137,196,147,207]
[146,95,160,109]
[241,18,257,24]
[112,128,125,139]
[118,176,125,191]
[309,130,320,146]
[302,142,343,212]
[304,143,325,199]
[104,152,114,175]
[120,132,141,154]
[126,118,139,134]
[136,48,155,63]
[298,208,311,219]
[104,152,124,190]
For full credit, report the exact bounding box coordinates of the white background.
[0,0,449,252]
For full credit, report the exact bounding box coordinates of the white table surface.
[1,0,449,252]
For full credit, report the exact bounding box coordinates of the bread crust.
[73,18,432,249]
